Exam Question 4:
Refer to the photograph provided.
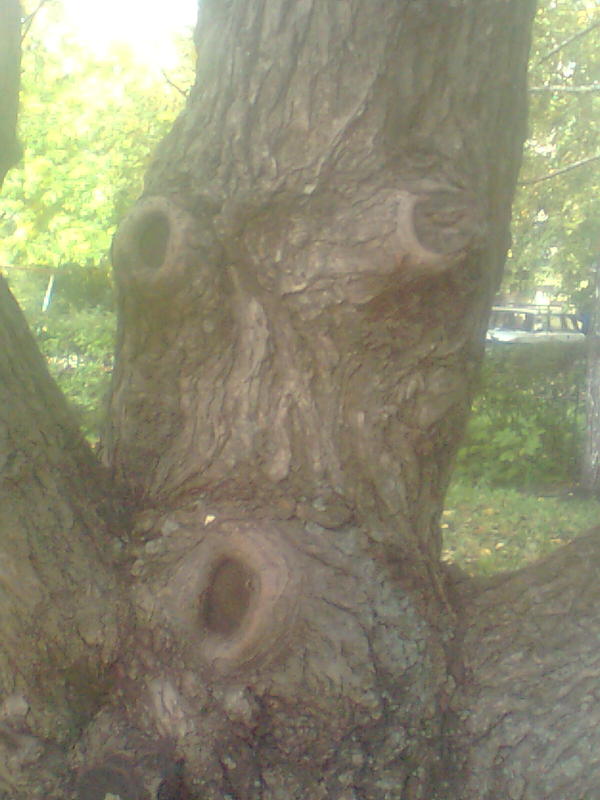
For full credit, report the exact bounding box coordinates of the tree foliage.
[506,0,599,303]
[1,3,193,267]
[0,1,193,436]
[456,342,585,486]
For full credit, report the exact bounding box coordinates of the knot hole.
[201,557,257,637]
[137,211,170,270]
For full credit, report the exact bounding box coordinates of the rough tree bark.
[5,1,600,799]
[0,0,22,186]
[582,254,600,494]
[0,278,128,796]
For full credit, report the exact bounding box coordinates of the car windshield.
[488,309,582,335]
[491,311,534,331]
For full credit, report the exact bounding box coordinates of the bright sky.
[58,0,198,69]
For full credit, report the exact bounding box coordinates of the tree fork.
[7,1,600,799]
[100,1,539,797]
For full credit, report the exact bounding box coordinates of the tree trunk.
[8,1,600,799]
[582,257,600,493]
[0,0,22,186]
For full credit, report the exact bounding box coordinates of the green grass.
[442,479,600,575]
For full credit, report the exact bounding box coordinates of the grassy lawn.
[442,479,600,575]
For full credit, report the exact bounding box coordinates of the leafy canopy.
[0,1,193,437]
[1,1,193,272]
[506,0,599,304]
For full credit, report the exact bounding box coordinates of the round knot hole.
[137,210,170,270]
[202,557,256,637]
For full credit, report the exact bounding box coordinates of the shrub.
[455,342,586,487]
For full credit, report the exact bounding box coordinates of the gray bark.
[7,2,600,799]
[0,279,127,795]
[582,258,600,493]
[0,0,22,185]
[101,1,537,798]
[449,531,600,799]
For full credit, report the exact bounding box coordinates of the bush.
[7,265,116,443]
[455,342,586,487]
[35,307,115,442]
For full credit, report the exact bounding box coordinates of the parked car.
[486,306,585,344]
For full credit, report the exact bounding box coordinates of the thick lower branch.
[447,531,600,799]
[0,278,127,770]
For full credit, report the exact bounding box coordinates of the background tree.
[505,0,599,301]
[457,0,599,497]
[6,2,600,799]
[582,244,600,493]
[0,0,21,185]
[499,0,600,495]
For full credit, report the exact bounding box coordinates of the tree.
[504,0,599,302]
[0,0,21,186]
[582,249,600,493]
[6,1,600,798]
[493,0,599,495]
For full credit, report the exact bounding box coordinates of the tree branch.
[21,0,52,42]
[529,84,600,94]
[519,153,600,186]
[161,69,188,97]
[535,20,600,65]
